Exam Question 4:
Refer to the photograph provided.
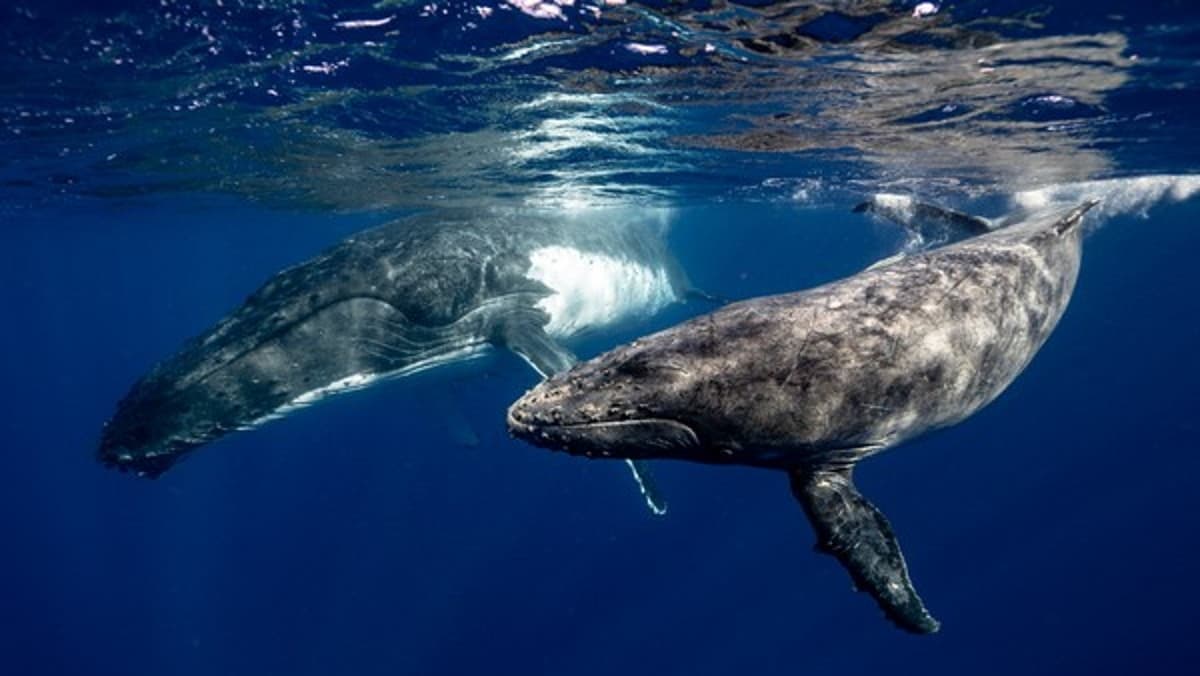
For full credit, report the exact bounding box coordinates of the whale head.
[98,371,234,478]
[97,224,510,478]
[507,337,719,463]
[98,300,492,478]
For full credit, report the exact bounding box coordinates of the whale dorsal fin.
[1052,199,1101,236]
[500,318,669,516]
[855,195,992,246]
[789,467,939,634]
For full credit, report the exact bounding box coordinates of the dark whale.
[508,200,1098,631]
[99,208,693,514]
[854,193,993,248]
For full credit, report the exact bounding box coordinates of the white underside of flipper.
[240,344,490,430]
[864,252,908,272]
[625,459,668,515]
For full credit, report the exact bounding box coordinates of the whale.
[508,200,1098,631]
[99,208,697,514]
[854,193,993,248]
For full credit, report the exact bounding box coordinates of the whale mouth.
[507,408,701,459]
[97,440,193,479]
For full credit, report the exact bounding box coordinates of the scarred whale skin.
[508,201,1097,632]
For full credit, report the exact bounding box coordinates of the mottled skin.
[509,201,1097,633]
[99,210,686,481]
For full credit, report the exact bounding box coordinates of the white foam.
[334,16,394,29]
[870,193,918,222]
[1012,174,1200,221]
[912,2,939,18]
[505,0,568,20]
[626,43,669,56]
[872,193,915,210]
[525,245,678,338]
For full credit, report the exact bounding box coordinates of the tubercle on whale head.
[96,396,210,478]
[506,345,706,461]
[97,440,188,479]
[94,339,281,479]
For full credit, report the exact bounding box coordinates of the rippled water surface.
[5,0,1199,210]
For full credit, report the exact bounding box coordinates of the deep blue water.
[4,1,1200,675]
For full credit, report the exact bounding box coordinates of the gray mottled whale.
[99,208,695,514]
[508,200,1098,632]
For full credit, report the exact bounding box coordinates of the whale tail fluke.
[790,467,940,634]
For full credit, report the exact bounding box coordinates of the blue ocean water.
[3,1,1200,674]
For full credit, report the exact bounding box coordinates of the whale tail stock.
[790,467,940,634]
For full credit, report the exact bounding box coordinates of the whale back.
[713,210,1084,461]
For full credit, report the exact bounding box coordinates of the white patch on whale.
[525,245,678,338]
[239,344,489,431]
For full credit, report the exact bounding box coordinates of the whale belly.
[525,245,678,339]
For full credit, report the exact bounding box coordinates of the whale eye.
[616,354,655,378]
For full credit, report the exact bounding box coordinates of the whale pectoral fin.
[789,467,940,634]
[864,252,907,272]
[626,459,668,516]
[500,320,671,516]
[684,287,729,306]
[429,385,479,447]
[500,321,578,378]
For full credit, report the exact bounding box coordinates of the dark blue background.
[2,196,1197,675]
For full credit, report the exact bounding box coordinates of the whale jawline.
[509,416,702,459]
